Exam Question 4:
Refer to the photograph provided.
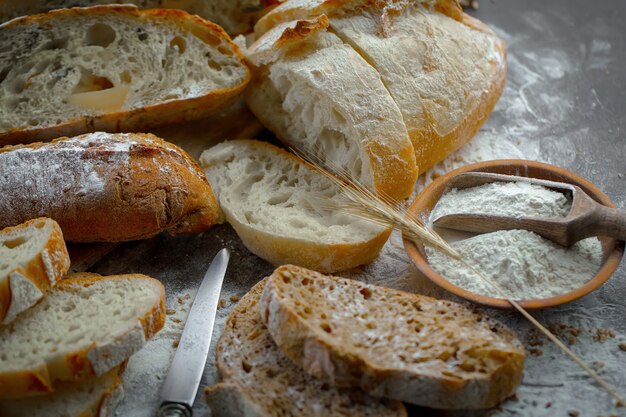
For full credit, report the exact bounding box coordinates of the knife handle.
[158,402,192,417]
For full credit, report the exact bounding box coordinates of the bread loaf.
[0,218,70,325]
[259,265,525,409]
[0,0,264,35]
[245,15,418,200]
[0,132,219,242]
[0,5,250,145]
[200,139,391,273]
[205,278,407,417]
[0,273,165,399]
[0,366,124,417]
[249,0,506,178]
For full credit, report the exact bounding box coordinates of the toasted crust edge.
[0,274,165,400]
[0,5,251,146]
[259,265,525,410]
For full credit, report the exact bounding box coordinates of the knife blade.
[158,248,230,417]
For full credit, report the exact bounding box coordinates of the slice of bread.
[0,132,219,242]
[205,278,407,417]
[0,366,124,417]
[253,0,506,176]
[244,16,418,200]
[259,265,526,410]
[0,218,70,325]
[0,273,165,400]
[200,139,391,273]
[0,0,263,36]
[0,5,250,146]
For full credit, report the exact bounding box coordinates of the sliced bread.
[252,0,506,176]
[0,0,264,35]
[0,5,250,145]
[259,265,526,410]
[0,218,70,325]
[244,16,418,200]
[0,273,165,400]
[205,278,407,417]
[0,366,124,417]
[199,139,391,273]
[0,132,219,242]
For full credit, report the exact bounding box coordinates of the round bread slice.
[205,278,407,417]
[0,366,125,417]
[0,217,70,325]
[259,265,526,410]
[0,5,250,145]
[200,139,391,273]
[0,273,165,400]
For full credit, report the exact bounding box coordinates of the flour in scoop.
[426,181,603,300]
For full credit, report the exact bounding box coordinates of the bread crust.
[0,274,165,400]
[0,132,219,242]
[0,218,70,324]
[260,265,526,410]
[0,5,251,146]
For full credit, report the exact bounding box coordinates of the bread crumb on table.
[218,299,227,309]
[528,348,543,357]
[619,342,626,351]
[592,328,616,342]
[229,295,240,302]
[567,411,580,417]
[166,309,176,315]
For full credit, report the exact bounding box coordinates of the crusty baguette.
[0,132,218,242]
[0,5,250,145]
[0,0,263,35]
[0,366,124,417]
[0,218,70,325]
[200,140,391,273]
[244,15,418,200]
[205,278,407,417]
[252,0,506,176]
[0,273,165,400]
[259,265,526,410]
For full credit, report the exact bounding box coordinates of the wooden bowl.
[403,160,624,309]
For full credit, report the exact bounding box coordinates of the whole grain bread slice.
[0,218,70,325]
[0,366,125,417]
[259,265,526,410]
[0,5,250,145]
[205,278,407,417]
[0,273,165,400]
[200,139,390,273]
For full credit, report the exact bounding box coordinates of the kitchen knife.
[158,248,230,417]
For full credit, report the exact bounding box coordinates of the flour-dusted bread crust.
[0,366,124,417]
[205,278,407,417]
[260,265,526,410]
[0,218,70,325]
[200,140,391,273]
[0,0,263,36]
[253,0,506,175]
[0,273,165,400]
[0,132,219,242]
[244,16,418,200]
[0,5,250,146]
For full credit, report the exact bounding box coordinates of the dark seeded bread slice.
[259,265,526,410]
[205,278,407,417]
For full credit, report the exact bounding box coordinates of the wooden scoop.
[432,172,626,247]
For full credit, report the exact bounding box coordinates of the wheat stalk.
[291,146,626,408]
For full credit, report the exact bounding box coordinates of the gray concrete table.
[91,1,626,415]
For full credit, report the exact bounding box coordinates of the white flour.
[430,181,572,220]
[425,182,603,299]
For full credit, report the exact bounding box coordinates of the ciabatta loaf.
[252,0,506,176]
[244,16,418,200]
[0,5,250,145]
[260,265,525,410]
[0,273,165,400]
[0,0,263,35]
[0,218,70,325]
[0,366,124,417]
[205,278,407,417]
[200,140,391,273]
[0,132,219,242]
